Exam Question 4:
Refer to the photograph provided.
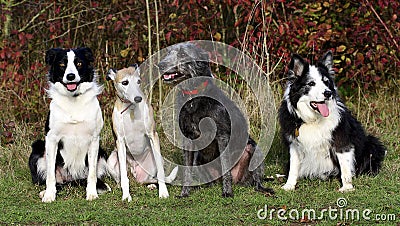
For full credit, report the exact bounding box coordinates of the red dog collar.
[182,80,209,95]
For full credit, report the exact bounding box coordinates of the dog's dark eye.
[76,62,82,67]
[122,81,129,86]
[308,81,315,86]
[137,79,141,84]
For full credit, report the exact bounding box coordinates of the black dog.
[158,43,274,197]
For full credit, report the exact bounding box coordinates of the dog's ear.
[106,68,117,81]
[319,50,334,75]
[288,54,306,79]
[129,64,140,75]
[45,48,60,66]
[80,47,95,63]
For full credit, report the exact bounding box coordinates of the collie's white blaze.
[63,50,81,83]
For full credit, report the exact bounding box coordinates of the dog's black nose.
[323,90,332,98]
[134,96,142,103]
[66,73,75,81]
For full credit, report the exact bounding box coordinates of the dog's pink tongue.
[66,83,77,91]
[163,74,174,80]
[317,103,329,117]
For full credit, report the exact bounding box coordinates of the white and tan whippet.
[106,65,177,201]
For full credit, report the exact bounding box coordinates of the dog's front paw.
[41,189,56,203]
[255,184,275,195]
[147,184,157,190]
[282,183,296,191]
[122,194,132,202]
[86,183,99,201]
[159,191,169,198]
[158,183,169,198]
[86,192,99,201]
[339,184,354,192]
[178,186,190,198]
[222,191,234,198]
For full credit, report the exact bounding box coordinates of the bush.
[1,0,399,121]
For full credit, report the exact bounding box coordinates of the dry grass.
[0,78,399,224]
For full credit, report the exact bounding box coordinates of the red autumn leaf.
[0,62,6,69]
[114,21,124,32]
[122,15,131,21]
[279,24,284,35]
[25,33,33,39]
[373,76,381,82]
[18,32,25,41]
[165,31,172,43]
[91,1,99,8]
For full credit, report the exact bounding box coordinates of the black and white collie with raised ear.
[28,47,110,202]
[279,51,386,192]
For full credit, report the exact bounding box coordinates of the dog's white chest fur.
[292,112,340,178]
[114,107,151,154]
[47,85,103,178]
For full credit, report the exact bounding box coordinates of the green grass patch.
[0,82,399,225]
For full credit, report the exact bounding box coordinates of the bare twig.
[46,19,100,42]
[47,8,97,22]
[155,0,162,108]
[365,0,399,50]
[8,0,29,7]
[18,3,53,32]
[105,40,109,68]
[145,0,153,100]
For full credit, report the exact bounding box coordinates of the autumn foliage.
[0,0,399,121]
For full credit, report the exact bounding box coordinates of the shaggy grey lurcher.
[158,43,274,197]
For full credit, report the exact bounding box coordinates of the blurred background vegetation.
[0,0,399,141]
[0,2,399,224]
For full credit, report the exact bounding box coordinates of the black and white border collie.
[29,47,109,202]
[279,51,386,192]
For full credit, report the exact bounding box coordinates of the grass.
[0,78,399,225]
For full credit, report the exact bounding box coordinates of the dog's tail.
[164,166,179,184]
[357,135,386,175]
[29,139,46,185]
[106,150,121,184]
